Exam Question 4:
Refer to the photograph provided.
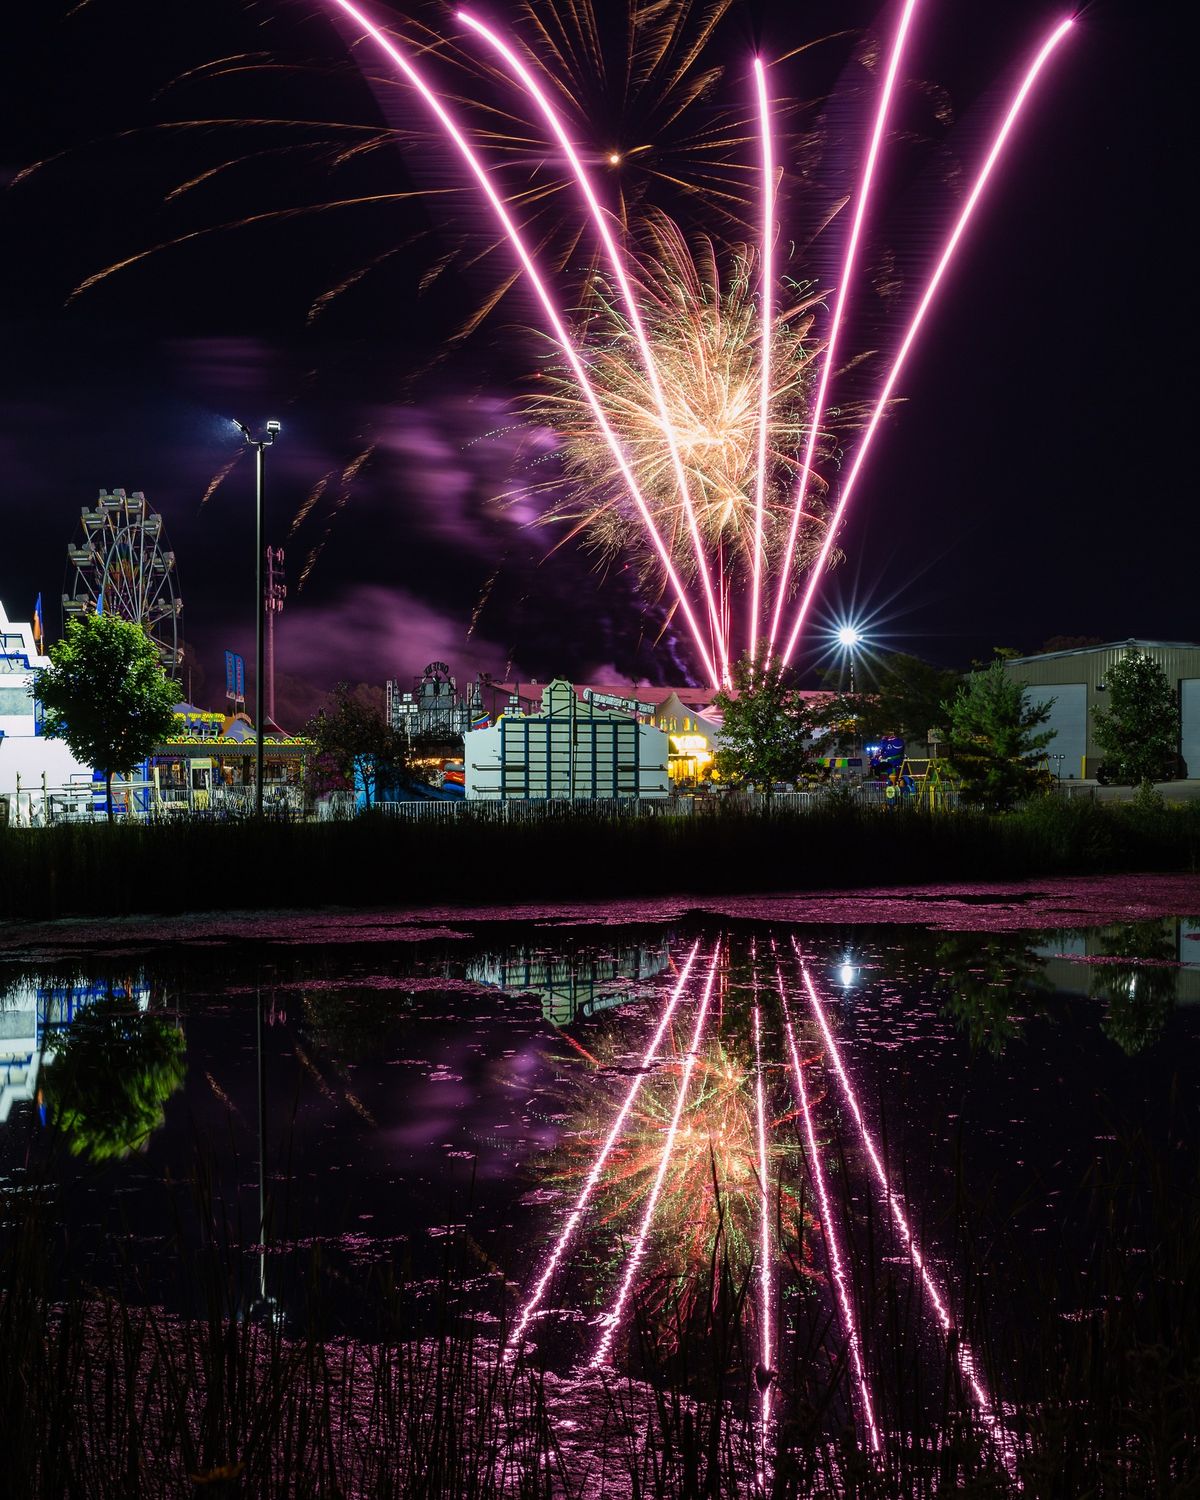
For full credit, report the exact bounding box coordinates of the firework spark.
[765,0,920,659]
[776,16,1075,669]
[327,0,723,684]
[749,57,774,664]
[525,221,833,600]
[458,7,731,677]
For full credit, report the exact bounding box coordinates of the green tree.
[306,683,427,809]
[1093,651,1181,785]
[33,613,180,821]
[42,997,186,1162]
[942,660,1055,810]
[819,652,963,746]
[712,652,830,793]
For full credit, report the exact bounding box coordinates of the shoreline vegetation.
[2,1096,1194,1497]
[1,797,1199,923]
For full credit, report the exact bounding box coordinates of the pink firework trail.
[765,0,920,660]
[751,1002,775,1454]
[503,939,703,1359]
[326,0,723,688]
[589,943,722,1370]
[748,57,774,666]
[777,16,1075,669]
[794,948,1019,1475]
[326,2,1072,688]
[775,965,880,1453]
[458,10,731,680]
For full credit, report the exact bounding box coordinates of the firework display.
[328,0,1073,685]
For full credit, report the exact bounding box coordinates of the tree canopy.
[712,653,830,792]
[33,613,180,820]
[818,652,962,746]
[1093,651,1181,785]
[942,660,1055,810]
[306,683,428,808]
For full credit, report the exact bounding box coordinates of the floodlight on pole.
[231,418,281,817]
[834,621,865,694]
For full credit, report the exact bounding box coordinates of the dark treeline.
[1,798,1199,922]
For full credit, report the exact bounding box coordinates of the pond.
[2,881,1198,1496]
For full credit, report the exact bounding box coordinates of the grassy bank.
[1,796,1199,922]
[2,1100,1194,1497]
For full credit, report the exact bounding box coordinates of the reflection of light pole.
[257,985,268,1307]
[231,419,281,817]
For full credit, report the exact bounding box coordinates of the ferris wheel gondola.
[62,489,183,667]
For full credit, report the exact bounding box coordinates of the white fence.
[2,777,304,825]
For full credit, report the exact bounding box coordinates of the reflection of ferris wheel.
[63,489,183,667]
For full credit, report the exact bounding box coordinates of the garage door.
[1182,680,1200,778]
[1025,682,1087,780]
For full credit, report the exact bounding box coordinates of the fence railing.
[3,777,968,828]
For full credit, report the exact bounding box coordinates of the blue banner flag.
[225,650,245,700]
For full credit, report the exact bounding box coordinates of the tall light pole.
[232,418,281,817]
[836,624,863,694]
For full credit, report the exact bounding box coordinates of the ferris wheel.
[63,489,183,667]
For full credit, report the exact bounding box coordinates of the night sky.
[0,0,1185,725]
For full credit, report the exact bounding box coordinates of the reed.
[1,798,1197,922]
[2,1092,1194,1498]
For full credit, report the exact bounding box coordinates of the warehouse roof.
[1004,638,1200,666]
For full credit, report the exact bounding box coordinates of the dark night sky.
[0,0,1187,723]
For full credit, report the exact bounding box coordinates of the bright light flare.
[590,942,721,1369]
[765,0,920,657]
[776,965,880,1452]
[505,939,703,1358]
[836,624,862,650]
[327,0,723,689]
[458,8,730,681]
[777,16,1075,669]
[795,946,1019,1473]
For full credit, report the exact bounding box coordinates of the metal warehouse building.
[1001,639,1200,779]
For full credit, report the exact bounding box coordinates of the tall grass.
[1,798,1198,922]
[2,1098,1195,1498]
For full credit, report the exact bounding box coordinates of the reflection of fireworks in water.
[775,957,879,1453]
[794,945,1019,1476]
[562,1028,813,1342]
[506,933,1026,1470]
[505,939,704,1359]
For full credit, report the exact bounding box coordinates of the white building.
[464,678,670,800]
[0,598,95,821]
